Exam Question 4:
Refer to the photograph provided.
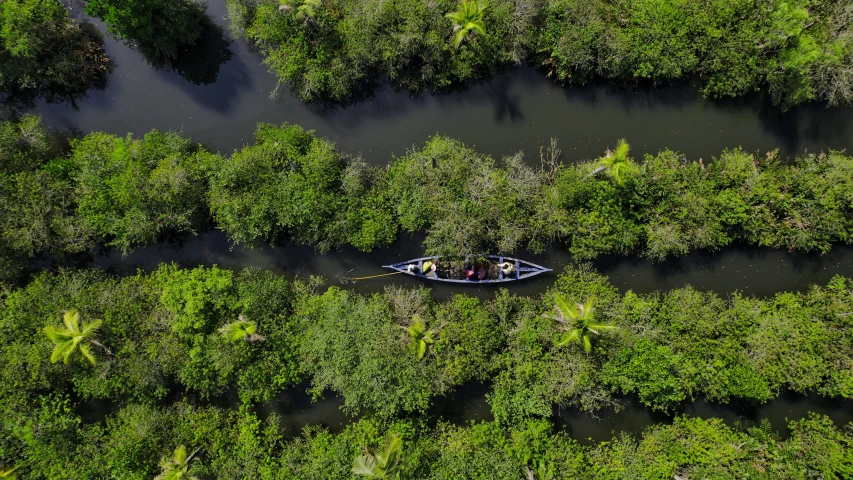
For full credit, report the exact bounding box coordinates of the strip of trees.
[3,264,852,422]
[1,264,852,477]
[225,0,853,109]
[3,115,853,282]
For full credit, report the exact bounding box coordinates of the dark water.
[89,230,853,300]
[36,0,853,443]
[33,1,851,164]
[77,380,853,444]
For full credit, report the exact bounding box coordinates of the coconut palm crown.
[352,434,403,479]
[218,315,266,343]
[446,0,487,47]
[595,138,639,185]
[279,0,321,21]
[155,445,200,480]
[546,295,616,353]
[402,315,435,359]
[43,309,109,365]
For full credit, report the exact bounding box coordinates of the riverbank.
[3,116,853,286]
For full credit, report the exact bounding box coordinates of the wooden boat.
[383,255,552,283]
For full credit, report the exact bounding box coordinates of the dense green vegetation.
[226,0,853,108]
[2,401,852,479]
[1,264,852,477]
[2,264,851,421]
[3,116,853,272]
[0,0,110,108]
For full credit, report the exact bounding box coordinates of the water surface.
[31,1,851,163]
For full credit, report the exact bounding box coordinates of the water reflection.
[168,14,234,86]
[1,21,112,118]
[75,231,853,301]
[553,392,853,444]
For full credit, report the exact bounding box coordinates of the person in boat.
[464,265,476,281]
[477,264,488,280]
[498,261,515,276]
[422,259,438,277]
[405,263,419,274]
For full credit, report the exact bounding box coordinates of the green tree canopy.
[43,309,109,365]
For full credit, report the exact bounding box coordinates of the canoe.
[383,255,552,283]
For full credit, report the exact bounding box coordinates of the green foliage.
[446,0,487,48]
[218,315,265,343]
[2,267,853,477]
[156,445,199,480]
[352,434,403,479]
[69,130,215,252]
[0,0,110,106]
[227,0,533,101]
[386,136,554,255]
[595,139,638,186]
[548,296,616,353]
[226,0,852,108]
[279,0,322,21]
[4,117,853,261]
[208,123,395,252]
[85,0,206,65]
[404,315,435,359]
[0,265,302,404]
[296,287,439,417]
[42,309,105,365]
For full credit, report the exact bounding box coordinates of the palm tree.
[279,0,321,21]
[43,309,111,365]
[155,445,200,480]
[545,295,616,353]
[401,315,435,359]
[352,434,403,479]
[0,464,22,479]
[590,139,638,185]
[218,315,266,343]
[446,0,487,47]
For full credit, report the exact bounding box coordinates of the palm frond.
[556,328,582,347]
[582,335,592,353]
[80,319,102,336]
[352,455,378,476]
[218,319,261,342]
[78,343,96,365]
[378,434,403,475]
[62,309,80,332]
[552,293,574,320]
[173,445,188,467]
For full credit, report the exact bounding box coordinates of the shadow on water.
[167,14,235,87]
[76,381,853,445]
[553,392,853,445]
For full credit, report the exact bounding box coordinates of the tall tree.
[279,0,321,21]
[593,139,638,185]
[401,315,435,359]
[352,434,403,479]
[43,309,110,365]
[155,445,199,480]
[218,314,266,343]
[546,295,616,353]
[446,0,487,47]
